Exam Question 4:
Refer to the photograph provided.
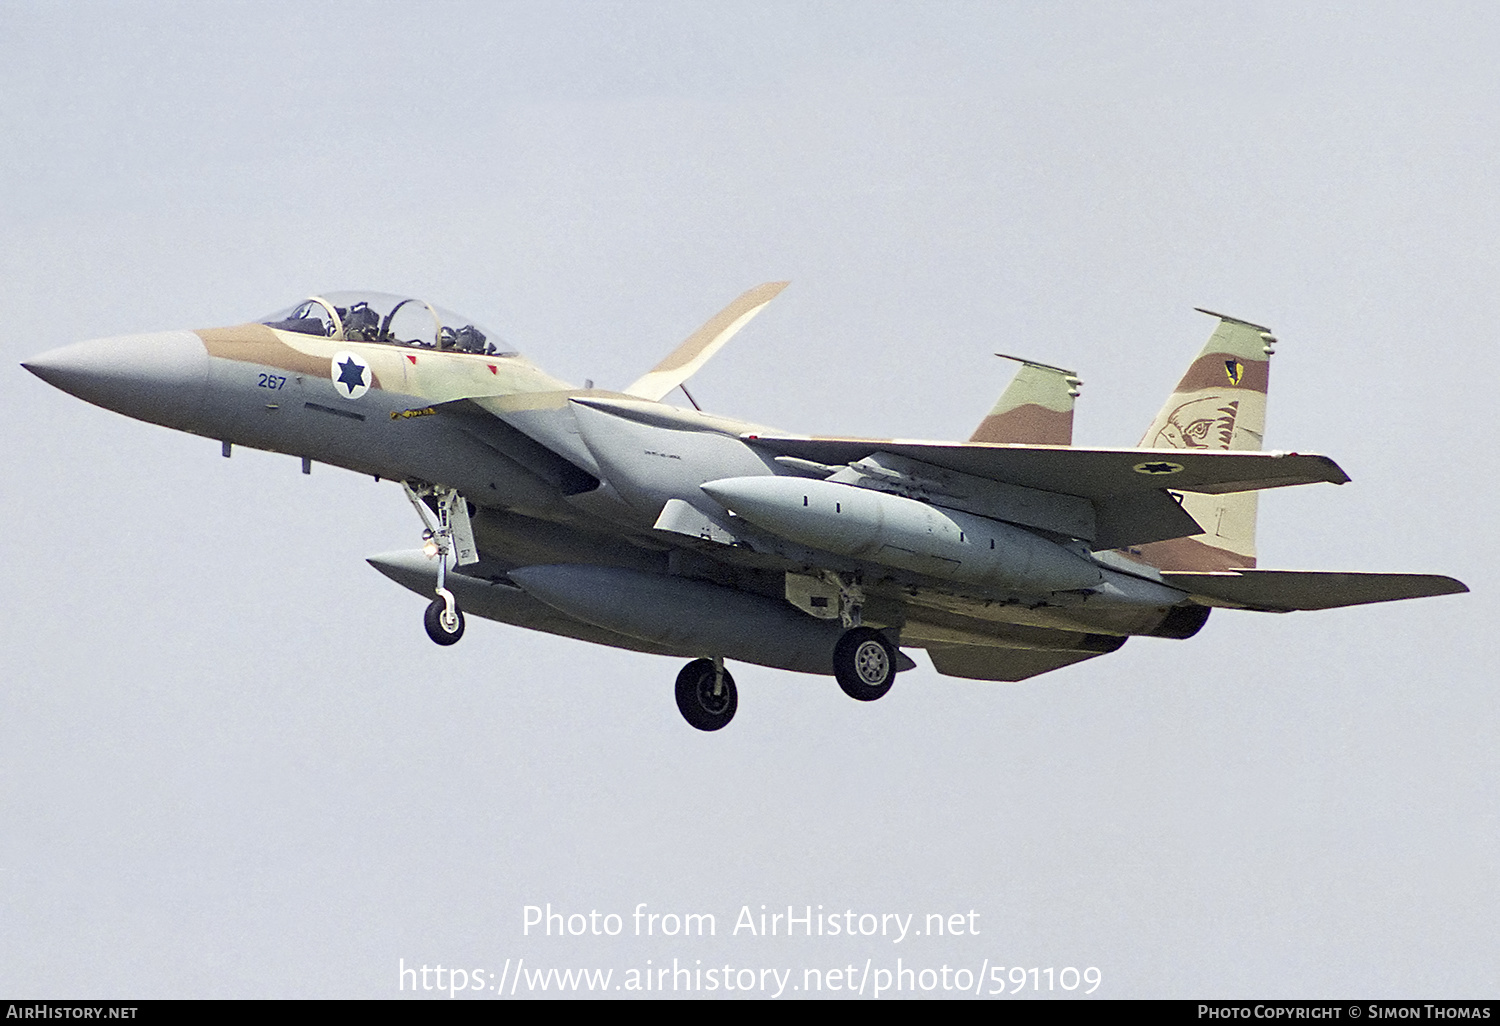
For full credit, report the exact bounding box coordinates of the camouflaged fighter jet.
[23,285,1466,731]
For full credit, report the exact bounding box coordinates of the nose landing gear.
[404,481,478,646]
[424,594,465,645]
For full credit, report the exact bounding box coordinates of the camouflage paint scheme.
[1124,312,1276,572]
[968,355,1081,446]
[23,285,1467,728]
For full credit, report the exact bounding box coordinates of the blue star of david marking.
[337,357,367,393]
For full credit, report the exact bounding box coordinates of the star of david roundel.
[1132,460,1185,476]
[330,351,371,400]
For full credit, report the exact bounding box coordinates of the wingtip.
[1439,576,1470,596]
[1273,451,1351,485]
[1304,454,1351,485]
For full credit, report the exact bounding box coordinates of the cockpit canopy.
[260,291,515,356]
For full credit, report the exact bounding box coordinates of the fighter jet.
[23,285,1466,730]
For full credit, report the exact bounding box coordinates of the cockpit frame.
[260,291,513,357]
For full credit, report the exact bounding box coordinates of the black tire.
[674,658,737,731]
[833,627,897,701]
[424,597,465,645]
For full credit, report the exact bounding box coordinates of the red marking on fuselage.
[488,364,497,374]
[406,354,418,365]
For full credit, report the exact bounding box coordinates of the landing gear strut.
[675,657,737,731]
[404,481,477,646]
[833,626,898,701]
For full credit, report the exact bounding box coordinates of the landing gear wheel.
[675,658,737,731]
[834,627,897,701]
[424,596,465,645]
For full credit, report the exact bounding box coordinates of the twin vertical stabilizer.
[964,316,1272,570]
[1128,310,1277,571]
[969,355,1081,446]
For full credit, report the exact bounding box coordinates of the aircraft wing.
[1158,570,1468,612]
[623,281,790,401]
[741,435,1349,500]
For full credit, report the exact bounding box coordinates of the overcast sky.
[2,1,1496,999]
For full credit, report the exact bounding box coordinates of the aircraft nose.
[23,330,210,431]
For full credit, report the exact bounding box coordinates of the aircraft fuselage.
[24,314,1204,644]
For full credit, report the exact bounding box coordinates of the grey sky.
[2,1,1495,998]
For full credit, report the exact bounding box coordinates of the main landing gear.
[675,657,738,731]
[825,573,899,702]
[833,626,898,701]
[404,481,477,646]
[671,626,900,730]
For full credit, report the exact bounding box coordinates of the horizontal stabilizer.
[624,281,789,401]
[926,644,1116,681]
[743,435,1349,501]
[1159,569,1468,612]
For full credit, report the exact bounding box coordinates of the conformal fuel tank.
[701,476,1103,594]
[507,563,853,675]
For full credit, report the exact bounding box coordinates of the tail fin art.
[968,354,1082,445]
[1125,310,1277,572]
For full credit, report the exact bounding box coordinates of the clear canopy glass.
[259,291,513,355]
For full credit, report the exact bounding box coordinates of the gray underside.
[366,550,683,658]
[925,644,1117,681]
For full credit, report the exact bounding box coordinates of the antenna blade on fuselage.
[623,281,789,402]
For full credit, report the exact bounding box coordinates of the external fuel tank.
[701,476,1104,595]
